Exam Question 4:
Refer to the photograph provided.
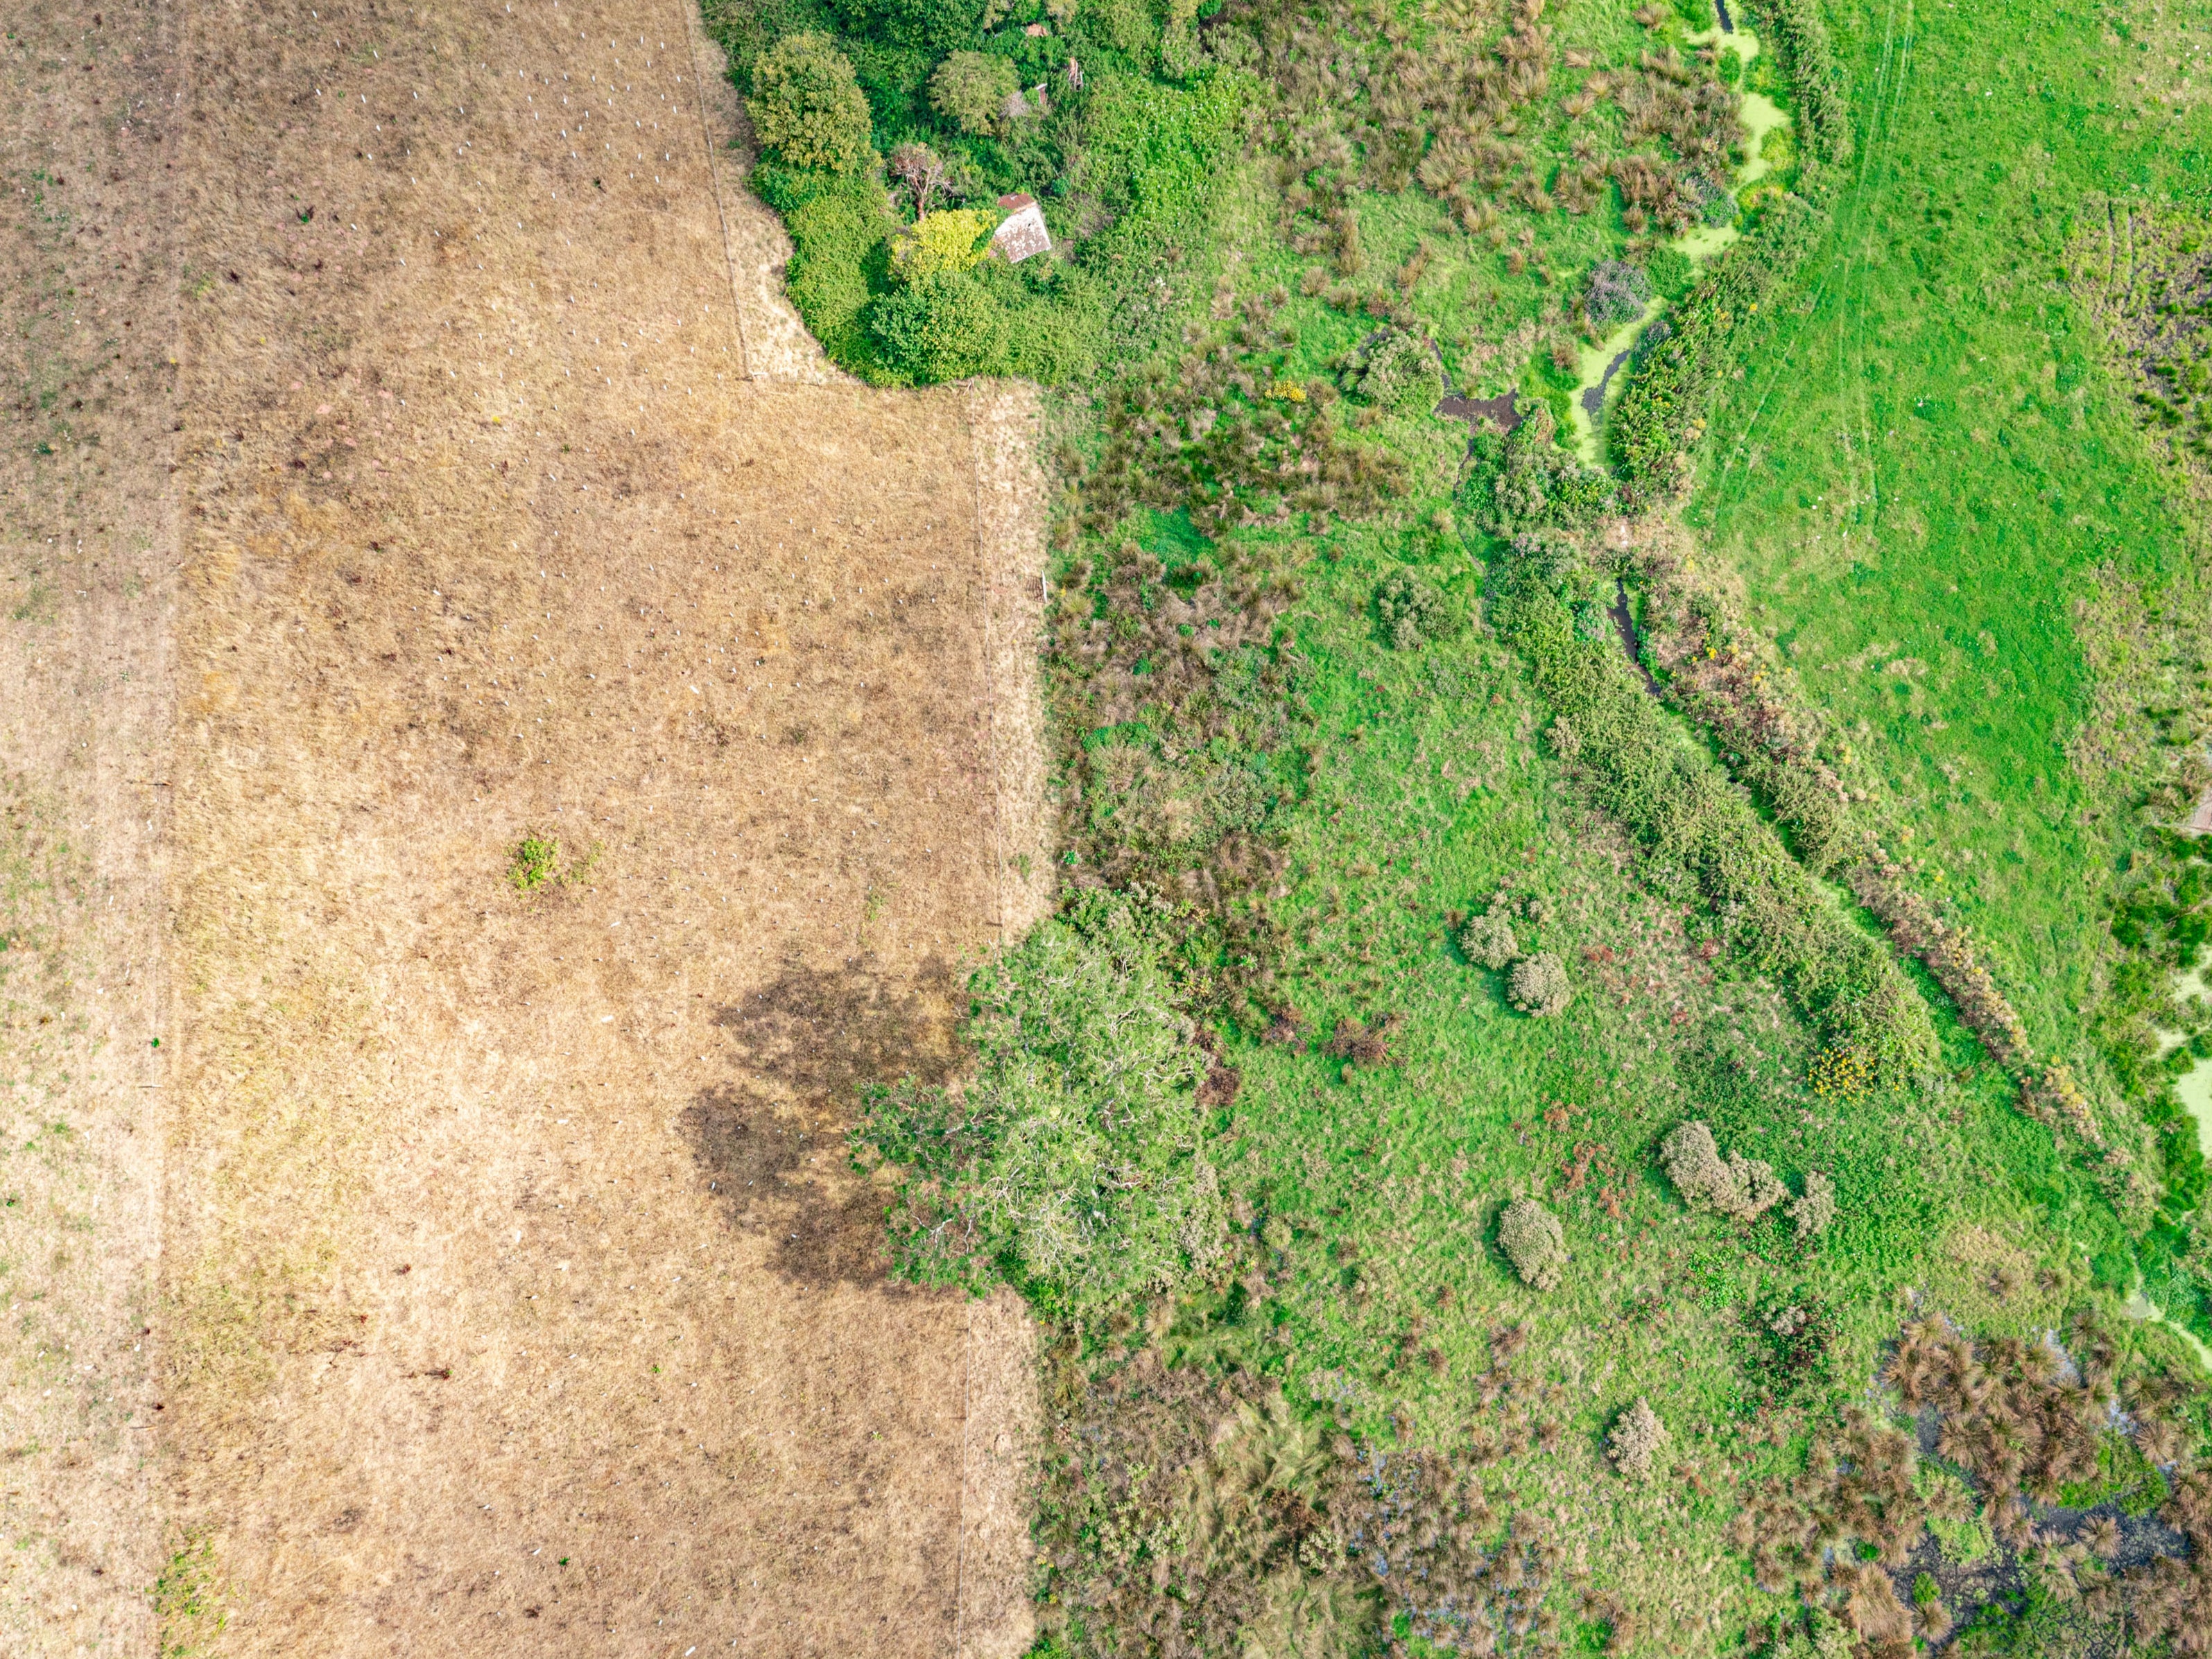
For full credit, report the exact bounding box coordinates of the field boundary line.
[679,0,753,380]
[951,1293,976,1659]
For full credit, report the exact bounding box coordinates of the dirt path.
[1,1,1049,1653]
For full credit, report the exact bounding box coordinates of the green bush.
[855,894,1225,1312]
[1338,327,1444,415]
[929,49,1017,134]
[775,168,897,370]
[1646,246,1696,300]
[507,834,561,892]
[1745,0,1855,174]
[891,207,994,279]
[748,32,876,175]
[1374,567,1461,650]
[870,266,1008,380]
[1468,410,1614,538]
[827,0,988,55]
[1077,69,1253,270]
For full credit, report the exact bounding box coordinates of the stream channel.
[1564,17,1791,463]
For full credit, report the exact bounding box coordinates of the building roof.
[991,195,1051,264]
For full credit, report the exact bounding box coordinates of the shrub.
[1458,899,1519,970]
[870,267,1008,381]
[1686,172,1739,229]
[855,893,1225,1312]
[1337,326,1443,415]
[930,49,1017,134]
[1507,953,1571,1017]
[507,834,561,892]
[1374,568,1461,650]
[748,33,874,175]
[1790,1169,1836,1241]
[1658,1120,1787,1219]
[1609,1397,1668,1480]
[891,207,994,281]
[1507,528,1580,589]
[1498,1197,1566,1290]
[1468,408,1614,537]
[1584,260,1652,331]
[827,0,990,55]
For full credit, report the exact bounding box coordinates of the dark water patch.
[1609,578,1660,694]
[1580,346,1636,420]
[1435,390,1521,434]
[1899,1407,2192,1648]
[1716,0,1734,31]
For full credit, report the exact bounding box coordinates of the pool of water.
[1565,25,1793,462]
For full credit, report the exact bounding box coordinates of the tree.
[748,32,874,175]
[869,267,1008,382]
[1498,1197,1566,1290]
[888,141,967,216]
[930,50,1017,135]
[855,894,1224,1311]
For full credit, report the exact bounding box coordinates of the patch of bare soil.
[3,0,1051,1652]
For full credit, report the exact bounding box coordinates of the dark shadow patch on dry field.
[684,953,964,1287]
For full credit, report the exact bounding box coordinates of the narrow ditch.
[1607,577,1660,695]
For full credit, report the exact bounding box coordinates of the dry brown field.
[0,1,1049,1653]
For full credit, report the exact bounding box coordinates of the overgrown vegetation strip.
[1607,0,1851,500]
[1487,551,1935,1078]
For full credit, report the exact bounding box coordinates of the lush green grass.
[802,0,2212,1649]
[1688,0,2210,1068]
[1164,519,2161,1647]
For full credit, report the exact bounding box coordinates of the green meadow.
[710,0,2212,1648]
[1693,0,2210,1062]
